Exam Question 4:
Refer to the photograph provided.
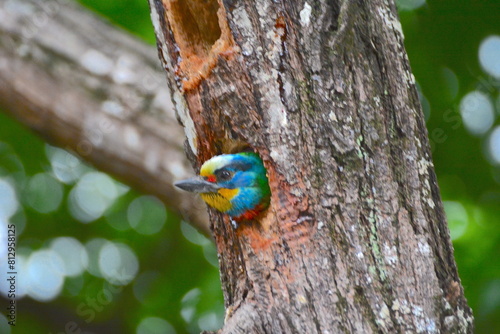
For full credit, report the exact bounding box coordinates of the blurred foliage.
[0,0,499,333]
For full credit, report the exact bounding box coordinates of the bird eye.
[218,170,232,181]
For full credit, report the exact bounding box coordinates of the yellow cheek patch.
[200,193,232,212]
[217,188,239,201]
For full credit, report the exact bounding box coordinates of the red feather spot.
[207,175,216,183]
[239,210,259,220]
[234,203,267,221]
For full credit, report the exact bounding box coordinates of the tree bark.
[149,0,473,333]
[0,0,210,235]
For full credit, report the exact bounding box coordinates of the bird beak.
[174,177,220,193]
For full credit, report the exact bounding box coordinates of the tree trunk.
[0,0,210,235]
[148,0,473,333]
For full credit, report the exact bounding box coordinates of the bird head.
[174,152,271,220]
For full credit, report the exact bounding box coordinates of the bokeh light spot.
[198,311,222,332]
[98,241,139,285]
[181,288,201,322]
[128,196,166,235]
[50,237,89,277]
[85,238,108,277]
[181,221,210,246]
[479,279,500,317]
[68,172,120,222]
[0,254,28,299]
[0,218,7,260]
[26,250,65,302]
[0,178,18,219]
[26,173,63,213]
[397,0,426,11]
[136,317,176,334]
[479,35,500,78]
[459,91,495,136]
[443,201,469,240]
[46,145,87,184]
[488,126,500,165]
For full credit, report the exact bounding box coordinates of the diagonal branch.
[0,0,210,235]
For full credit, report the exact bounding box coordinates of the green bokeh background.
[0,0,499,333]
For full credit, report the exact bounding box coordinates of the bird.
[174,152,271,226]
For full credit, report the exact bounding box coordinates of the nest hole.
[166,0,233,89]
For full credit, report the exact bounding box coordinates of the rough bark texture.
[0,0,210,235]
[149,0,473,333]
